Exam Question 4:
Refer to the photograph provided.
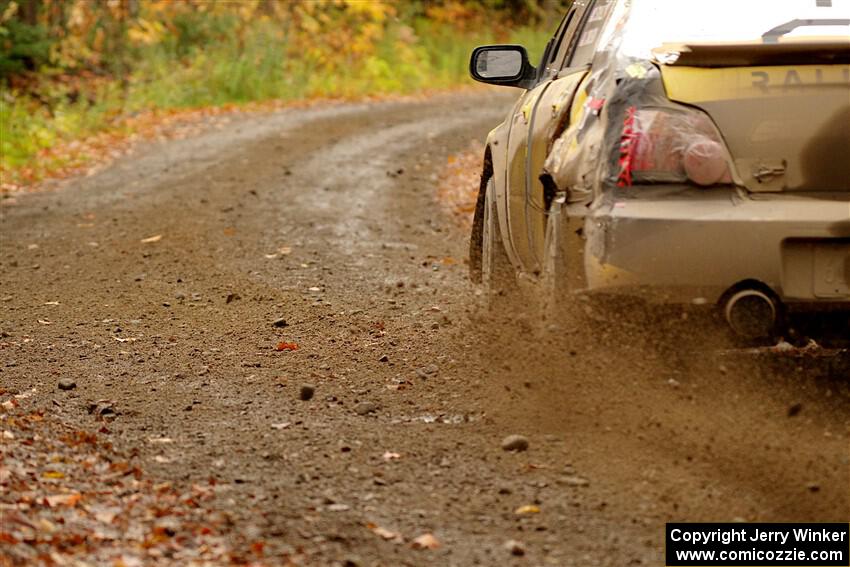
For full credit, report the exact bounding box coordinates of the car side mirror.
[469,45,537,89]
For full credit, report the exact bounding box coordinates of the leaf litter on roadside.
[435,140,484,229]
[0,393,301,565]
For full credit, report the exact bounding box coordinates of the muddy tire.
[476,177,516,306]
[539,198,650,336]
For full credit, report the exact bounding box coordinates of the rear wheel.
[539,198,647,333]
[480,177,516,304]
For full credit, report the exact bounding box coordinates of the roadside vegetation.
[0,0,553,189]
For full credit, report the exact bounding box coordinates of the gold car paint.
[660,64,850,193]
[484,96,523,269]
[585,187,850,303]
[566,64,849,303]
[661,65,850,101]
[505,82,549,271]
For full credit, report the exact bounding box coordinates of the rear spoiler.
[653,40,850,67]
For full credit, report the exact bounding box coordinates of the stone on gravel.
[504,540,526,556]
[57,378,76,391]
[354,401,378,415]
[411,533,441,550]
[272,317,288,328]
[559,475,590,487]
[415,364,439,379]
[501,434,529,452]
[299,384,315,401]
[787,402,803,417]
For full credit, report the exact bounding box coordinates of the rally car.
[468,0,850,339]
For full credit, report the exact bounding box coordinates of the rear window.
[618,0,850,59]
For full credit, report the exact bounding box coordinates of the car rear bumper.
[582,186,850,305]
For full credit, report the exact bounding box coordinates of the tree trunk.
[20,0,41,26]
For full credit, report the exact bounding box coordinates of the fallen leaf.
[37,518,56,533]
[382,451,401,461]
[14,388,37,400]
[140,234,162,243]
[93,507,120,524]
[45,492,81,507]
[411,533,441,550]
[514,504,541,515]
[366,522,403,543]
[276,342,298,351]
[42,471,65,479]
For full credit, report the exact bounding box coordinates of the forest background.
[0,0,560,188]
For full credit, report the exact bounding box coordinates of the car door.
[522,0,616,272]
[503,1,592,274]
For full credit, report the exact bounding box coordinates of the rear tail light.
[618,105,733,187]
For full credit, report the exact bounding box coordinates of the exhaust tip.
[724,289,778,339]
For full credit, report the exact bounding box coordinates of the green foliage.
[166,10,241,58]
[0,19,52,78]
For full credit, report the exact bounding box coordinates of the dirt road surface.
[2,91,848,566]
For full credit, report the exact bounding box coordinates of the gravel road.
[2,91,848,566]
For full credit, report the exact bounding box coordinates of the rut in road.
[1,91,848,566]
